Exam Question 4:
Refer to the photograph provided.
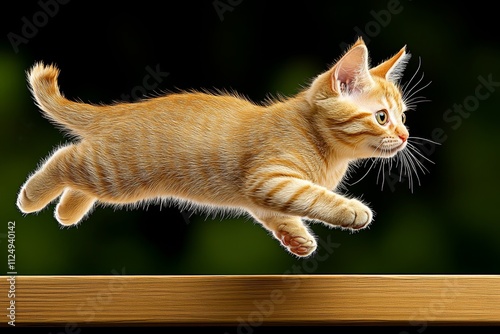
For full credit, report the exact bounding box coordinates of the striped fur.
[17,38,411,257]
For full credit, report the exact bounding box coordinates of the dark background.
[1,0,499,277]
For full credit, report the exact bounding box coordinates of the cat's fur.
[17,38,411,257]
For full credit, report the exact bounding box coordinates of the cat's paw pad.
[340,199,373,230]
[275,225,317,257]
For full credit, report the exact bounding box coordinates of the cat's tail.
[27,62,97,137]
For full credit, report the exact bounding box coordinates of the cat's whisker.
[407,152,422,189]
[405,98,431,106]
[407,148,424,189]
[402,62,426,99]
[395,154,403,188]
[401,57,432,112]
[350,138,392,188]
[362,158,374,168]
[398,150,414,191]
[405,97,431,104]
[397,152,408,186]
[405,146,431,175]
[408,137,442,146]
[401,57,422,92]
[407,156,416,192]
[398,152,405,182]
[403,76,432,103]
[405,97,432,111]
[406,142,435,166]
[369,140,433,193]
[401,56,423,94]
[376,158,385,190]
[347,158,378,186]
[390,154,397,172]
[371,141,385,156]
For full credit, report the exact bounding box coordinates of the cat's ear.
[330,38,373,95]
[305,38,373,104]
[370,46,410,83]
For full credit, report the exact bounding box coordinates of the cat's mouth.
[370,142,406,157]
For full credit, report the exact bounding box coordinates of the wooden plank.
[1,275,500,326]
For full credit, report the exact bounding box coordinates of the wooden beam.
[2,275,500,326]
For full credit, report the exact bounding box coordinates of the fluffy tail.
[28,62,97,137]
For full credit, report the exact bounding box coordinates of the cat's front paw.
[275,224,317,257]
[339,199,373,230]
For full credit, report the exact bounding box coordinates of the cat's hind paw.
[275,225,317,257]
[17,187,37,213]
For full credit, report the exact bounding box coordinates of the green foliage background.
[1,0,499,275]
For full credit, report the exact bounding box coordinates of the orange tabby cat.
[18,38,412,257]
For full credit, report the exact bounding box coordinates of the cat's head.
[306,38,411,159]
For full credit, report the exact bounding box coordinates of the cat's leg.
[246,175,373,231]
[250,211,317,257]
[17,145,74,214]
[55,189,97,226]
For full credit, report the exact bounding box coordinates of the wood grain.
[1,275,499,326]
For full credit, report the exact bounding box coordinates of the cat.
[17,38,418,257]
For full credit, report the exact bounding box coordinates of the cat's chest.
[315,160,350,190]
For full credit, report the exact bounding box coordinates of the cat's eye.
[402,113,406,124]
[375,109,388,125]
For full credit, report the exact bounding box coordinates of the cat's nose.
[398,133,408,142]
